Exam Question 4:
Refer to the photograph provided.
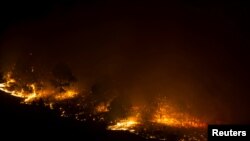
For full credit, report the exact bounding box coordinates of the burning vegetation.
[0,64,207,140]
[0,70,79,103]
[152,98,206,128]
[107,116,139,132]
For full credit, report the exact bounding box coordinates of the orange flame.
[0,72,79,103]
[107,116,139,133]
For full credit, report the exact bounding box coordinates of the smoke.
[0,3,249,125]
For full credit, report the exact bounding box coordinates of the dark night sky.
[0,1,250,124]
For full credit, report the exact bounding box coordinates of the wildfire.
[0,75,38,102]
[152,111,206,128]
[54,89,78,101]
[107,105,142,132]
[0,69,207,140]
[0,72,79,103]
[152,99,206,128]
[23,84,38,102]
[107,116,139,132]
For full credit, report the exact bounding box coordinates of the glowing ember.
[107,117,139,132]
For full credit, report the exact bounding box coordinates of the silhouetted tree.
[51,63,77,91]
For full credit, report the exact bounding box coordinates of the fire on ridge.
[0,72,79,103]
[0,69,207,140]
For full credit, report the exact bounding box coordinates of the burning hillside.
[1,3,249,140]
[0,64,207,141]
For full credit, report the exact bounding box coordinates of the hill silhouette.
[0,91,148,141]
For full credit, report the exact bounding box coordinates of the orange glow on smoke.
[95,102,110,113]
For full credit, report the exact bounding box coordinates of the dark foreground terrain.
[0,91,148,141]
[0,91,207,141]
